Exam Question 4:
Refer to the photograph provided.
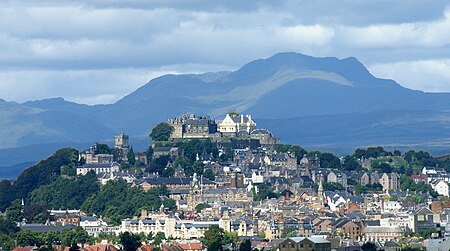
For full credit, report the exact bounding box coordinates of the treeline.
[0,217,91,250]
[0,148,176,228]
[0,148,79,212]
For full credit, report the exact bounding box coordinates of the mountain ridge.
[2,51,450,178]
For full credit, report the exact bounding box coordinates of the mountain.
[2,52,450,177]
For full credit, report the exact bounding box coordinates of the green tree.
[31,172,100,210]
[203,169,216,181]
[195,203,211,213]
[24,204,49,223]
[128,147,136,165]
[204,225,224,251]
[342,156,362,171]
[1,148,79,211]
[421,227,436,239]
[16,230,43,247]
[69,244,80,251]
[152,232,165,245]
[254,184,280,201]
[361,242,377,251]
[120,232,142,251]
[6,199,24,222]
[319,153,341,169]
[149,123,174,141]
[239,239,252,251]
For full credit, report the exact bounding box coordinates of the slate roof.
[135,177,215,186]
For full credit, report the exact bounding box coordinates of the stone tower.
[115,132,130,160]
[187,173,202,211]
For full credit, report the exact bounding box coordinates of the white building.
[252,171,264,184]
[218,114,256,134]
[382,201,402,213]
[362,226,404,242]
[76,162,120,175]
[430,180,449,197]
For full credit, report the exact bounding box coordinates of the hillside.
[2,52,450,177]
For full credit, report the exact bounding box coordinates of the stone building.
[380,173,400,191]
[218,114,256,135]
[169,114,217,139]
[114,132,129,160]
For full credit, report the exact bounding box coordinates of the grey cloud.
[1,1,450,104]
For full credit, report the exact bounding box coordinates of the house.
[219,114,256,134]
[327,170,347,187]
[76,162,120,176]
[278,237,331,251]
[411,174,428,184]
[132,177,216,192]
[360,173,370,186]
[250,128,280,145]
[380,173,400,191]
[430,179,449,196]
[330,218,361,239]
[414,207,439,234]
[362,226,403,242]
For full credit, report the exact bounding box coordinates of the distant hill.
[2,52,450,177]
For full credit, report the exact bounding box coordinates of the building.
[219,114,256,134]
[76,162,120,176]
[169,114,218,139]
[362,226,403,242]
[278,237,331,251]
[132,177,216,192]
[430,179,449,197]
[380,173,400,191]
[114,132,130,160]
[414,207,439,234]
[250,129,280,145]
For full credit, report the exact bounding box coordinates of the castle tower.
[115,132,130,160]
[115,132,129,149]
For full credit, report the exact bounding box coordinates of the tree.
[6,199,24,222]
[239,239,252,251]
[127,147,136,165]
[24,204,49,223]
[342,156,362,171]
[195,203,211,213]
[2,148,79,212]
[421,227,436,239]
[149,123,174,141]
[203,169,216,181]
[203,225,225,251]
[152,232,165,245]
[319,153,341,169]
[120,232,142,251]
[361,242,377,251]
[69,244,80,251]
[16,230,43,247]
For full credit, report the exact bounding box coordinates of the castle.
[168,113,278,145]
[169,114,218,139]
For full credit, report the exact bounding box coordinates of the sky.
[1,0,450,105]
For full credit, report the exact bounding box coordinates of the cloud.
[1,1,450,104]
[0,68,176,104]
[369,60,450,93]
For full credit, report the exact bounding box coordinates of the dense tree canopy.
[149,123,174,141]
[203,225,225,251]
[81,180,176,225]
[31,172,100,210]
[119,232,142,251]
[0,148,79,211]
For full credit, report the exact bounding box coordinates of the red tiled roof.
[178,243,203,250]
[12,247,37,251]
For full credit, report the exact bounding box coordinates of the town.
[2,113,450,251]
